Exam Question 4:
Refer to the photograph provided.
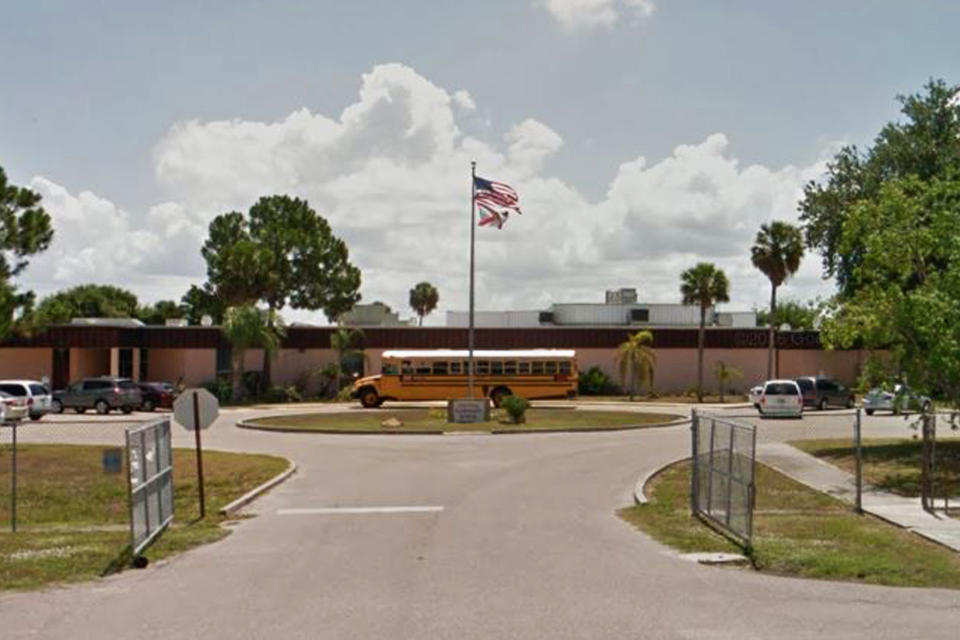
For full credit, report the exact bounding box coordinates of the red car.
[138,382,177,411]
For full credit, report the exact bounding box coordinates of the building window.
[139,349,149,381]
[118,348,134,378]
[630,308,650,323]
[216,347,232,376]
[538,311,555,324]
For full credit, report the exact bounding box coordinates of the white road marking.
[277,506,444,515]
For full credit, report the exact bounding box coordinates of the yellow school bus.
[350,349,578,408]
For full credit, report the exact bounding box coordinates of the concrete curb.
[237,415,690,436]
[633,456,690,504]
[219,461,298,517]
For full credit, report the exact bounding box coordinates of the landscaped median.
[0,445,290,591]
[620,460,960,589]
[238,407,684,434]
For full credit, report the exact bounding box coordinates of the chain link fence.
[0,416,147,534]
[690,410,757,550]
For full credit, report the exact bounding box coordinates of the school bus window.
[476,360,490,375]
[518,362,531,375]
[504,361,517,374]
[559,361,572,375]
[545,361,558,375]
[415,362,431,375]
[432,361,448,375]
[531,361,544,375]
[450,361,462,375]
[401,360,413,375]
[383,363,399,375]
[491,361,503,375]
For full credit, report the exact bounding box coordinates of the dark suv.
[52,377,143,415]
[794,376,855,410]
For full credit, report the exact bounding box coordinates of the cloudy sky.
[2,1,959,324]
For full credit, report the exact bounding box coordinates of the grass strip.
[247,408,680,433]
[791,437,960,498]
[620,460,960,589]
[0,445,288,591]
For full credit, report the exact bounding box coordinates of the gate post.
[690,409,699,517]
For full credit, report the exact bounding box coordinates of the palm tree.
[681,263,730,402]
[713,361,743,403]
[409,282,439,326]
[328,326,365,395]
[222,305,284,402]
[751,221,804,379]
[616,330,656,400]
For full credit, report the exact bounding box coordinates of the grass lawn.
[0,445,289,591]
[620,460,960,589]
[791,437,960,498]
[246,407,681,433]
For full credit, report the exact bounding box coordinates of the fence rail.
[126,419,174,556]
[690,410,756,550]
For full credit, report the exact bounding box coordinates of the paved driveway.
[2,404,958,639]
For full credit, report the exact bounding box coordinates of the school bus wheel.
[359,388,381,408]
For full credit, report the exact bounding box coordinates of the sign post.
[173,388,219,519]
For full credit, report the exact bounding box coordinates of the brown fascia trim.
[0,325,824,350]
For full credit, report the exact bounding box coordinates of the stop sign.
[173,388,220,431]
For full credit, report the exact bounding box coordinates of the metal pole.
[690,409,699,516]
[11,422,17,533]
[193,391,206,518]
[854,408,863,514]
[468,161,476,399]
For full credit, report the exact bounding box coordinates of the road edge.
[219,461,298,516]
[633,456,690,504]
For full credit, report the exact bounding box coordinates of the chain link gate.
[690,410,757,550]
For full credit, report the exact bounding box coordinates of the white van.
[758,379,803,419]
[0,380,54,421]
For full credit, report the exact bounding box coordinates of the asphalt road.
[2,403,958,639]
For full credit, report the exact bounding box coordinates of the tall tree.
[680,263,730,402]
[181,284,226,325]
[616,330,656,400]
[799,79,960,295]
[137,300,185,325]
[713,361,743,403]
[201,195,362,389]
[756,298,821,331]
[409,281,439,326]
[751,221,804,379]
[328,326,365,395]
[222,306,285,401]
[0,166,54,337]
[31,284,139,325]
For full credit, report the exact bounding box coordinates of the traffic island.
[0,445,290,591]
[237,408,685,434]
[620,460,960,589]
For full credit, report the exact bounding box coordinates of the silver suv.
[52,377,142,415]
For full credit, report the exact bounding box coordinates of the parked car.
[52,377,142,415]
[758,379,803,418]
[0,390,29,422]
[749,384,764,409]
[862,384,932,416]
[0,379,54,421]
[794,376,855,410]
[138,381,177,411]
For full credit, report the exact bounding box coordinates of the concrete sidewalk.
[757,442,960,551]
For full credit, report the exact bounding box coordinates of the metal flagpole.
[468,161,476,398]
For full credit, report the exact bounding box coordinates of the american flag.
[474,175,521,229]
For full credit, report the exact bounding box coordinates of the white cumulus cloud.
[539,0,655,31]
[20,62,834,323]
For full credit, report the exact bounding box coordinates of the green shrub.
[578,366,620,396]
[336,386,354,402]
[263,385,302,404]
[202,377,233,404]
[500,395,530,424]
